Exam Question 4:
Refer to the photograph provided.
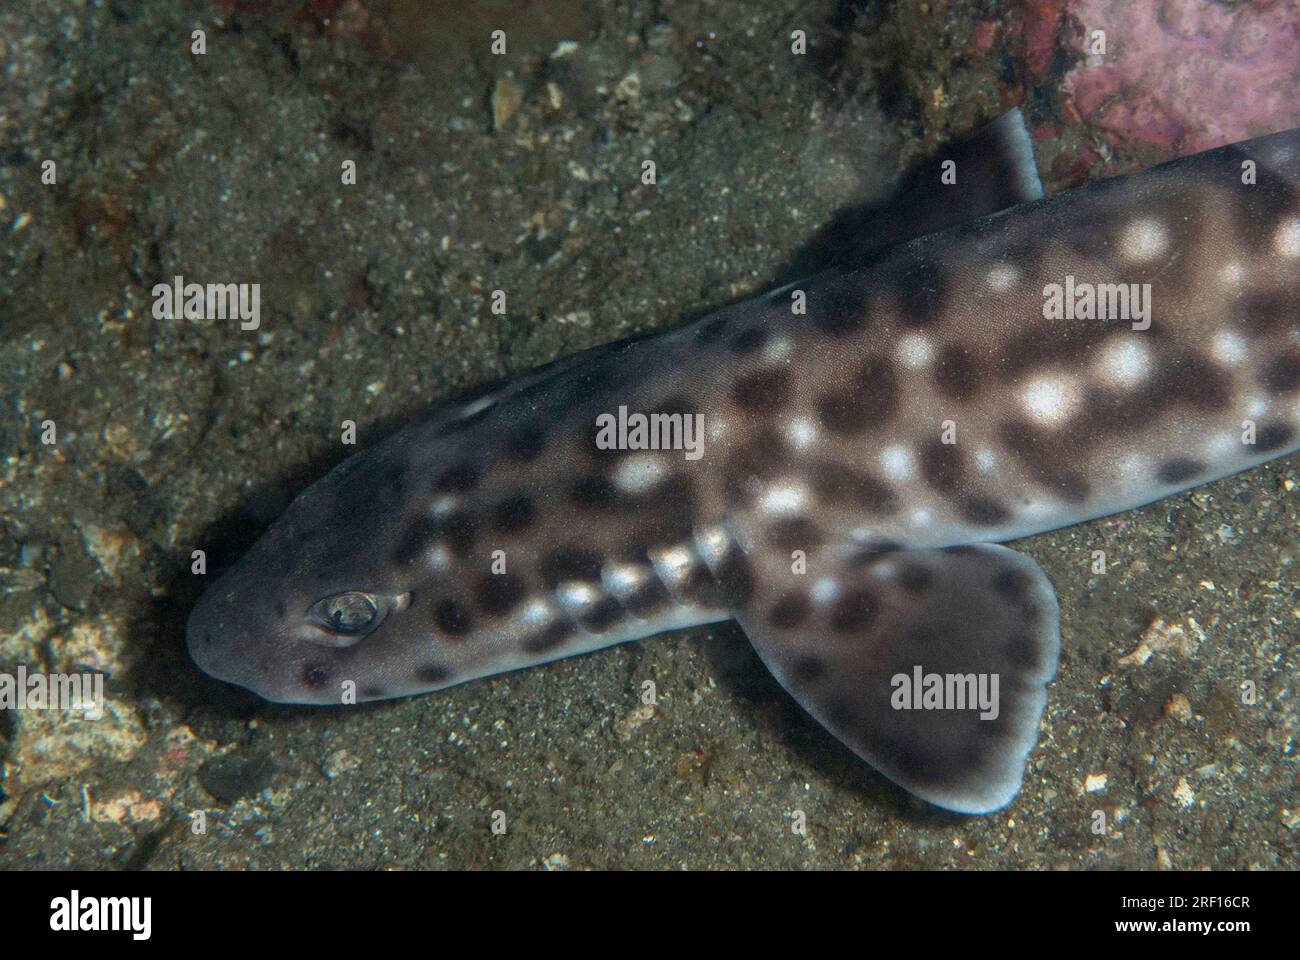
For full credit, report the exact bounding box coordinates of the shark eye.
[308,592,381,639]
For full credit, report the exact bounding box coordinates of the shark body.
[188,111,1300,813]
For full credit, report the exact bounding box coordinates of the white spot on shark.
[558,582,598,609]
[785,417,818,450]
[613,453,667,494]
[1273,219,1300,258]
[1210,330,1248,365]
[430,496,459,517]
[1120,217,1169,262]
[878,444,916,481]
[1094,336,1150,389]
[897,333,934,369]
[987,264,1019,292]
[694,525,731,567]
[459,394,496,419]
[1118,453,1150,482]
[520,598,555,627]
[1204,431,1243,461]
[1021,374,1082,427]
[760,483,807,514]
[425,544,451,572]
[974,448,998,473]
[605,563,648,594]
[811,578,839,604]
[763,337,792,362]
[872,559,898,580]
[649,545,694,588]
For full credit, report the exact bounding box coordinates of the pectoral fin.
[735,543,1060,813]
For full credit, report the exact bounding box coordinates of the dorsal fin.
[778,108,1044,278]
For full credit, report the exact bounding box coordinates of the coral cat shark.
[188,110,1300,813]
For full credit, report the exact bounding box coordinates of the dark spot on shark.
[767,517,823,552]
[301,664,330,689]
[812,462,897,514]
[1254,422,1295,453]
[731,326,769,354]
[1156,457,1204,485]
[436,511,479,560]
[417,664,452,684]
[733,368,792,412]
[1000,317,1121,382]
[1163,352,1231,410]
[898,564,933,592]
[580,598,624,632]
[540,547,604,588]
[679,563,721,606]
[696,316,728,343]
[829,588,877,633]
[918,439,964,492]
[769,592,811,629]
[474,572,527,615]
[522,622,570,654]
[993,568,1031,602]
[723,430,789,504]
[504,424,548,462]
[656,394,699,419]
[571,475,619,509]
[812,277,871,335]
[638,511,697,551]
[629,476,697,548]
[392,516,441,566]
[433,462,478,493]
[961,496,1011,525]
[623,576,673,617]
[1054,472,1092,504]
[892,253,947,324]
[434,597,474,638]
[791,655,827,683]
[1237,292,1294,334]
[361,686,387,699]
[997,419,1091,502]
[934,343,982,401]
[1262,353,1300,393]
[490,495,536,532]
[1005,634,1038,670]
[714,552,754,606]
[816,355,898,434]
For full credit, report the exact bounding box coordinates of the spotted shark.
[188,110,1300,814]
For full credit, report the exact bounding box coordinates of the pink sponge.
[1062,0,1300,154]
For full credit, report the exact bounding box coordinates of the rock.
[198,750,275,803]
